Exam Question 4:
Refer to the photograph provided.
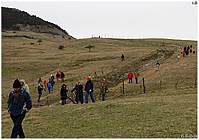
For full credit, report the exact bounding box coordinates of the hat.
[20,79,25,86]
[13,79,21,88]
[87,76,91,81]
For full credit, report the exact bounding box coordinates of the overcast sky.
[1,1,198,40]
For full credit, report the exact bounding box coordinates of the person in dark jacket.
[60,84,76,104]
[121,54,124,61]
[56,71,61,81]
[7,79,32,138]
[60,84,68,105]
[85,77,95,103]
[60,71,65,82]
[71,82,84,104]
[37,83,44,102]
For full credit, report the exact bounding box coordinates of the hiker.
[60,71,65,82]
[20,79,30,94]
[49,74,55,90]
[85,76,95,103]
[128,72,134,83]
[56,70,61,81]
[60,84,76,105]
[100,79,108,101]
[37,83,44,102]
[186,45,190,56]
[47,81,53,94]
[121,54,125,61]
[43,79,48,90]
[60,84,68,105]
[183,46,187,57]
[156,61,160,71]
[7,79,32,138]
[134,71,139,84]
[190,45,193,53]
[71,82,84,104]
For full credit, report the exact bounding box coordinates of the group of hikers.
[177,45,195,61]
[37,70,66,102]
[7,44,195,138]
[36,72,104,105]
[60,76,96,105]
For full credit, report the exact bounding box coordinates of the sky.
[1,0,198,40]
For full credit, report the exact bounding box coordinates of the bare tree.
[85,45,95,52]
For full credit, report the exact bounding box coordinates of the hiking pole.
[67,96,77,104]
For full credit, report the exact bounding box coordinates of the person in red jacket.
[128,72,134,83]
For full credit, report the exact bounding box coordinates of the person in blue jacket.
[85,77,95,103]
[7,79,32,138]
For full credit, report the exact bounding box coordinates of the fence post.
[47,95,49,106]
[195,77,197,88]
[175,80,178,89]
[122,75,125,95]
[143,77,146,93]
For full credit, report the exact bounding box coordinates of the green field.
[1,31,197,138]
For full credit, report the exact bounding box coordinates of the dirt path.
[94,47,175,88]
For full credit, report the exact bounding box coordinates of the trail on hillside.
[93,47,175,89]
[33,47,175,107]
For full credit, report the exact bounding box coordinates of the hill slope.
[1,31,197,138]
[2,7,74,38]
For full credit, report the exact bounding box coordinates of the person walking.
[85,77,95,103]
[156,61,160,71]
[100,81,108,101]
[43,79,48,91]
[37,83,44,102]
[128,72,134,83]
[60,71,65,82]
[60,84,68,105]
[121,54,125,61]
[60,84,76,104]
[134,71,139,84]
[7,79,32,138]
[49,74,55,91]
[56,70,61,81]
[47,81,53,94]
[71,82,84,104]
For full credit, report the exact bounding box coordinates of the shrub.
[58,45,64,49]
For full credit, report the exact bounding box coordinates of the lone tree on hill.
[85,45,95,52]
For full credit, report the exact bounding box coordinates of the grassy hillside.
[2,7,73,38]
[1,31,197,138]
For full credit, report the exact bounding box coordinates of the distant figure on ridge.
[121,54,125,61]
